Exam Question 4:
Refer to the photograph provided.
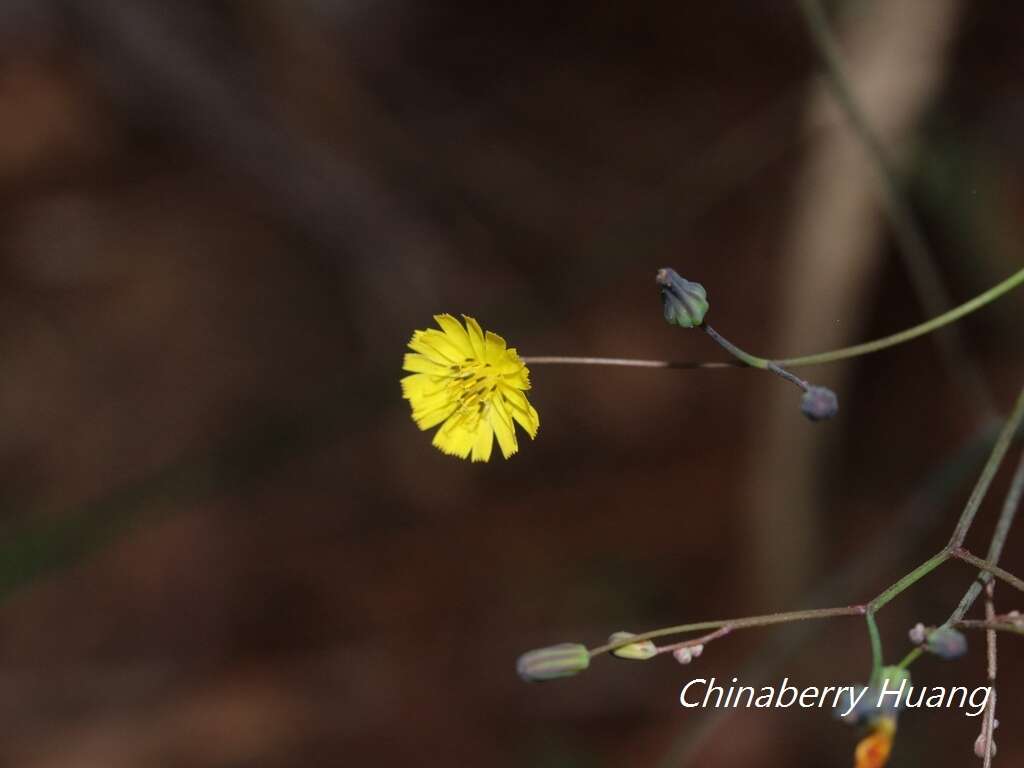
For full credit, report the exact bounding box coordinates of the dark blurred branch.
[796,0,995,417]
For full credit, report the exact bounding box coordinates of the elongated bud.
[657,268,709,328]
[924,626,967,660]
[516,643,590,682]
[800,385,838,421]
[608,631,658,660]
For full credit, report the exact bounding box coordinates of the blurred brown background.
[1,1,1023,765]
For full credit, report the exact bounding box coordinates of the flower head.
[402,314,539,461]
[854,715,896,768]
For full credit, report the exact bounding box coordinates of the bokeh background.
[1,1,1023,765]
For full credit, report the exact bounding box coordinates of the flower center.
[447,361,499,424]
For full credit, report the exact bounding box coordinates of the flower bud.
[924,626,967,660]
[974,720,998,758]
[516,643,590,682]
[656,268,709,328]
[800,385,838,421]
[908,622,927,645]
[608,631,658,660]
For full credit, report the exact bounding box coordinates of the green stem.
[949,451,1024,622]
[948,387,1024,549]
[702,324,768,369]
[775,267,1024,368]
[524,267,1024,373]
[897,646,924,671]
[587,605,865,657]
[866,612,883,678]
[868,549,950,612]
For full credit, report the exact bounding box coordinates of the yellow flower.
[401,314,539,461]
[854,716,895,768]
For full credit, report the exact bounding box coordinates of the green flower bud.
[924,627,968,660]
[516,643,590,682]
[608,631,658,660]
[656,268,709,328]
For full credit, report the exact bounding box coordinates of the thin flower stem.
[701,324,768,370]
[519,356,738,370]
[581,387,1024,674]
[868,549,950,612]
[982,582,998,768]
[523,267,1024,372]
[956,619,1024,637]
[897,647,924,670]
[775,267,1024,368]
[948,387,1024,548]
[866,612,883,678]
[656,626,732,656]
[587,605,866,658]
[949,451,1024,622]
[951,549,1024,595]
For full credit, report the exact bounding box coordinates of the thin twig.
[949,389,1024,549]
[588,605,866,657]
[951,549,1024,595]
[950,452,1024,622]
[981,581,998,767]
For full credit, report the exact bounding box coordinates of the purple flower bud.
[801,386,838,421]
[924,627,968,660]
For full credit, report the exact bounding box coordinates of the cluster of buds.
[671,643,704,665]
[974,718,999,759]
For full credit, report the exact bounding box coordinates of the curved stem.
[702,324,768,369]
[775,266,1024,367]
[587,605,866,658]
[524,267,1024,372]
[519,356,738,370]
[896,646,924,670]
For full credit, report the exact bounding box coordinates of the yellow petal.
[484,331,507,365]
[401,373,444,400]
[463,315,487,361]
[413,401,458,430]
[408,332,456,365]
[470,420,494,462]
[402,353,452,376]
[489,398,519,458]
[434,314,474,358]
[432,415,476,459]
